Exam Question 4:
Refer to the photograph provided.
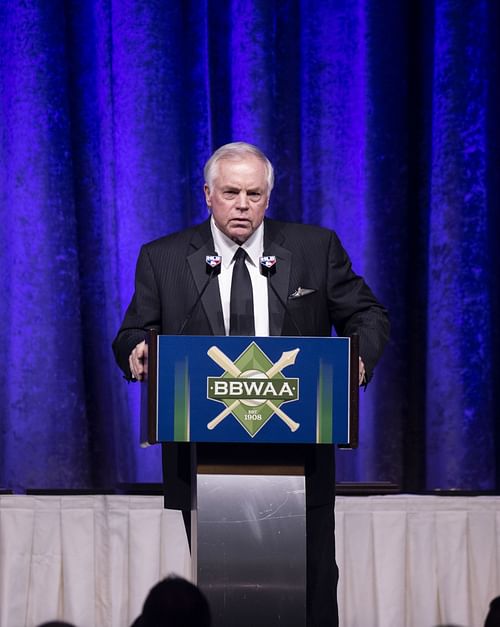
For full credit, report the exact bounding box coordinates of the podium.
[141,331,358,627]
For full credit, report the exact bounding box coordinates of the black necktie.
[229,247,255,335]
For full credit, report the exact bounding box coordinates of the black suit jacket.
[113,217,389,514]
[113,217,389,379]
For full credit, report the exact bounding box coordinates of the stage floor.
[0,493,498,627]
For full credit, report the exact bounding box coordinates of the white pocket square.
[288,287,317,300]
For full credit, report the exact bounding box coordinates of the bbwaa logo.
[206,342,300,437]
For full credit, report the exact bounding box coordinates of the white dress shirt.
[210,217,270,336]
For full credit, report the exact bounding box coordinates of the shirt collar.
[210,217,264,268]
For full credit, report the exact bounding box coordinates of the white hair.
[203,142,275,192]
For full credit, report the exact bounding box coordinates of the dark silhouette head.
[485,596,500,627]
[133,576,211,627]
[37,623,76,627]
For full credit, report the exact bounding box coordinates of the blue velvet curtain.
[1,0,499,492]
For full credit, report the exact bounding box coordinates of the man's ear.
[203,183,211,208]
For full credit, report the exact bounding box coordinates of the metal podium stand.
[196,472,306,627]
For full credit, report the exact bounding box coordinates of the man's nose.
[236,191,249,209]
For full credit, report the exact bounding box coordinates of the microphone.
[259,255,302,336]
[177,255,222,335]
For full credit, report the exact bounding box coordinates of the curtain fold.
[426,0,493,489]
[0,1,89,489]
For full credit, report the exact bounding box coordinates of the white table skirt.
[0,494,498,627]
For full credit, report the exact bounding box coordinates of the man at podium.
[113,142,389,627]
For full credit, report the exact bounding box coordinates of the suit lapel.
[264,220,291,336]
[187,221,225,335]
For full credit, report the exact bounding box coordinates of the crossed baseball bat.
[206,346,301,432]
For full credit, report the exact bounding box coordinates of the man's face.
[204,155,270,244]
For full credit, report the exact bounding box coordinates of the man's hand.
[359,357,366,386]
[129,340,148,381]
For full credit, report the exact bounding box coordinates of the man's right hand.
[129,340,148,381]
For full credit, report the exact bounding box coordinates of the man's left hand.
[359,357,366,386]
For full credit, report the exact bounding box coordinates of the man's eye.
[223,191,237,199]
[249,192,262,200]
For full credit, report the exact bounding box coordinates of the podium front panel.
[155,335,352,445]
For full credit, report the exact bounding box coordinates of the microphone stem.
[178,269,217,335]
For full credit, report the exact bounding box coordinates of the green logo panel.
[207,343,298,437]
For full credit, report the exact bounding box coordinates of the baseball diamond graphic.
[206,342,301,437]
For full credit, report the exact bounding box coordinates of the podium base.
[196,474,306,627]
